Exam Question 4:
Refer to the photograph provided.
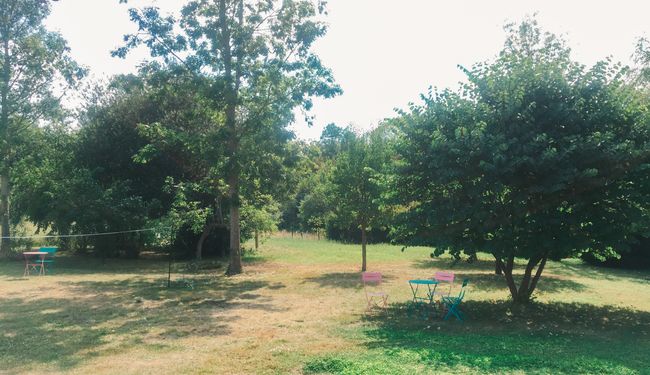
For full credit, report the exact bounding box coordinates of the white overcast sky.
[46,0,649,140]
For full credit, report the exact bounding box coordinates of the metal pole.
[167,226,172,288]
[168,253,171,288]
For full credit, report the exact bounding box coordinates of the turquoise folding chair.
[35,247,58,274]
[441,279,468,321]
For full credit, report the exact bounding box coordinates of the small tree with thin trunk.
[392,19,650,303]
[330,127,390,272]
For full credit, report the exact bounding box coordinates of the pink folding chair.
[434,271,455,298]
[362,272,388,310]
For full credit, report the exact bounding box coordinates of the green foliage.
[330,126,392,233]
[11,72,202,256]
[278,138,328,233]
[0,0,85,255]
[298,172,332,234]
[327,125,393,270]
[277,123,396,245]
[634,36,650,86]
[392,18,650,302]
[240,194,281,241]
[320,123,354,159]
[115,0,340,271]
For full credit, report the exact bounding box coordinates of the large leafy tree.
[0,0,84,255]
[393,20,650,303]
[121,66,231,260]
[330,127,391,271]
[116,0,340,274]
[13,72,190,258]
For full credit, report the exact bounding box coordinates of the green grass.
[258,236,434,264]
[1,237,649,374]
[305,301,650,374]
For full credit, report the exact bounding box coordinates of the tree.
[0,0,84,256]
[12,69,224,258]
[123,67,231,260]
[320,123,352,159]
[240,194,280,250]
[277,141,319,235]
[634,37,650,85]
[116,0,340,274]
[392,19,650,303]
[298,172,331,238]
[74,72,208,258]
[330,127,391,271]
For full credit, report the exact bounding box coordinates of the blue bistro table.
[408,279,439,308]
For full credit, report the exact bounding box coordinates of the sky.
[45,0,650,140]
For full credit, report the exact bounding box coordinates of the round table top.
[408,279,438,285]
[23,252,47,255]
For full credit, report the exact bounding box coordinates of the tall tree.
[0,0,84,256]
[116,0,340,274]
[393,19,650,303]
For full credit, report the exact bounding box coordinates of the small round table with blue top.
[408,279,439,318]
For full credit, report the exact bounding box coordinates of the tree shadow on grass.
[302,272,396,289]
[0,253,271,278]
[415,257,650,285]
[349,300,650,374]
[0,274,285,372]
[0,256,209,278]
[452,272,587,293]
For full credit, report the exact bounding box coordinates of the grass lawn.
[1,236,649,374]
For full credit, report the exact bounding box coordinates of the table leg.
[409,283,417,303]
[429,284,438,304]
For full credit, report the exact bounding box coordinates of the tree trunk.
[254,230,259,250]
[361,226,367,272]
[515,257,540,303]
[0,38,10,258]
[0,174,10,257]
[226,177,242,275]
[495,260,503,275]
[496,254,548,304]
[495,255,518,297]
[219,0,243,276]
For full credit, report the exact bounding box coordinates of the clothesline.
[0,227,167,239]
